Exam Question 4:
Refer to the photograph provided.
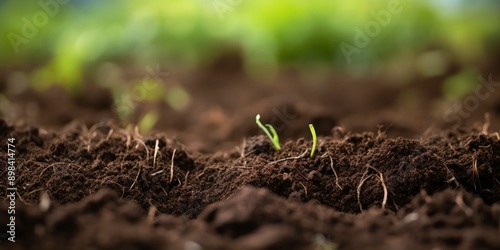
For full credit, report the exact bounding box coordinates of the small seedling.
[309,124,317,158]
[138,111,159,134]
[256,114,281,150]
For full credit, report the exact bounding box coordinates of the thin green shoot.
[256,114,281,150]
[309,124,317,158]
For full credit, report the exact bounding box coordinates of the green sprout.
[309,124,317,158]
[256,114,281,150]
[138,111,159,134]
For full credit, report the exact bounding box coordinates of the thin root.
[377,173,388,209]
[99,177,125,198]
[105,129,114,141]
[232,139,250,168]
[237,138,247,158]
[134,138,150,162]
[126,131,131,149]
[169,149,176,183]
[299,181,308,197]
[357,165,389,211]
[267,150,308,166]
[16,191,35,206]
[153,139,159,167]
[39,163,65,178]
[321,152,343,190]
[129,167,141,191]
[26,188,44,197]
[127,126,150,161]
[357,167,373,212]
[184,171,190,187]
[151,170,164,176]
[446,171,459,189]
[472,153,480,191]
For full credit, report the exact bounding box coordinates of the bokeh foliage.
[1,0,499,101]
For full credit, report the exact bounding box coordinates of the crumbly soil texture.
[1,71,500,249]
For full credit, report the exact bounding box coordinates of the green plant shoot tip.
[309,124,317,158]
[256,114,281,150]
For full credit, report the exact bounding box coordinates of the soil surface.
[1,68,500,249]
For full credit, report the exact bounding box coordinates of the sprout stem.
[256,114,281,150]
[309,124,317,158]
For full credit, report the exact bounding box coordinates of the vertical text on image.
[6,138,17,243]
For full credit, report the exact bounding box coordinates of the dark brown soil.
[1,69,500,249]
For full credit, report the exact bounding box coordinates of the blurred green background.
[1,0,500,126]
